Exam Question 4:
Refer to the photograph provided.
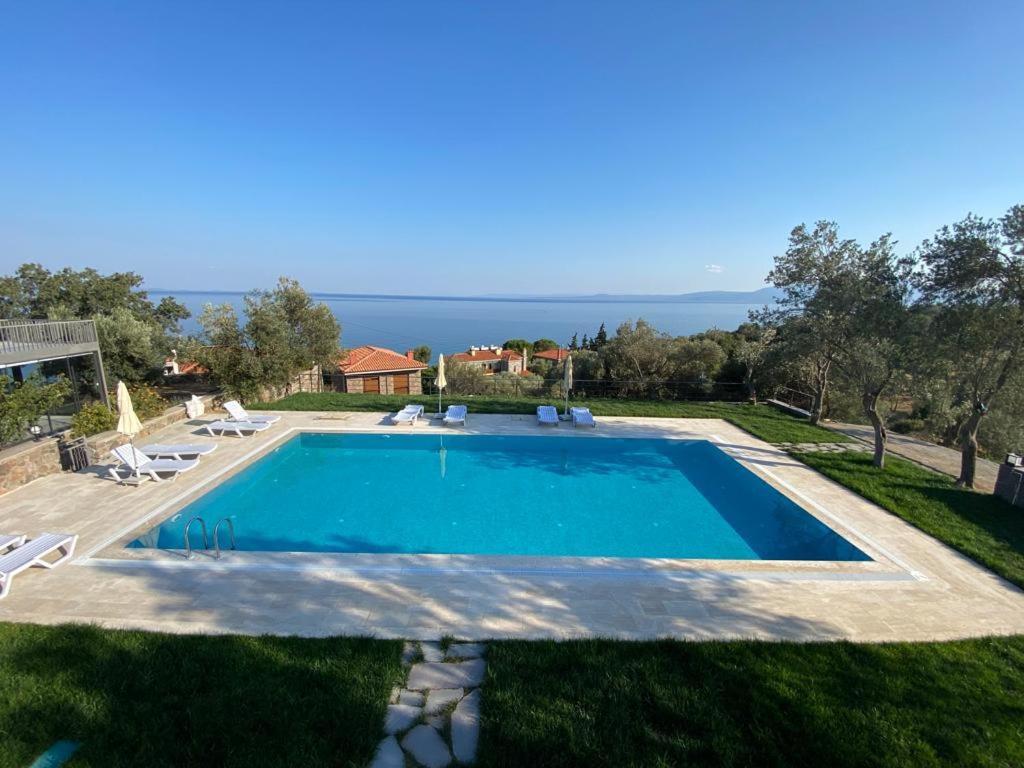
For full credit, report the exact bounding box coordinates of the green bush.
[71,403,117,437]
[127,384,169,420]
[891,418,925,435]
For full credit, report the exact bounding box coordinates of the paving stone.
[421,641,444,662]
[369,735,405,768]
[426,714,446,730]
[398,689,424,706]
[401,641,420,666]
[407,659,486,690]
[451,689,481,764]
[424,687,463,715]
[445,643,486,660]
[401,724,452,768]
[384,704,421,734]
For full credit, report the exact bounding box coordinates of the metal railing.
[0,319,99,356]
[289,370,751,402]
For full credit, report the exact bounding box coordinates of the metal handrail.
[213,518,236,560]
[183,517,208,560]
[0,319,99,355]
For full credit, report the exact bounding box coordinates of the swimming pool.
[129,433,869,561]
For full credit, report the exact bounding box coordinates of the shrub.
[891,418,925,435]
[71,403,117,437]
[127,384,169,420]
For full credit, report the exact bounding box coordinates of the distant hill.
[479,287,782,304]
[158,287,782,305]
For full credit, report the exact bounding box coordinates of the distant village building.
[335,345,426,394]
[162,350,207,377]
[531,348,569,364]
[449,346,525,375]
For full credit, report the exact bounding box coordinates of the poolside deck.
[1,411,1022,641]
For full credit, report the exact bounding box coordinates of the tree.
[581,334,590,350]
[672,338,726,383]
[190,278,340,401]
[443,360,489,395]
[502,339,533,353]
[532,338,558,352]
[593,323,609,349]
[0,263,189,382]
[756,222,864,424]
[915,205,1024,487]
[569,333,579,351]
[830,235,917,467]
[0,373,71,445]
[411,345,431,364]
[603,320,675,394]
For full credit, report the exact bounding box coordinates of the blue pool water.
[129,433,869,561]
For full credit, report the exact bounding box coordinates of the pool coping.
[78,424,922,584]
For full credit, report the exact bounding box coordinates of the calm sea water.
[152,290,760,359]
[129,433,868,561]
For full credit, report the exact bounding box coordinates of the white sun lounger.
[204,420,272,437]
[223,400,281,424]
[537,405,559,426]
[0,533,78,599]
[393,404,425,425]
[571,407,596,428]
[0,534,26,553]
[140,443,218,460]
[109,445,200,484]
[444,404,468,426]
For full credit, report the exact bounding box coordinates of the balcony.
[0,319,102,367]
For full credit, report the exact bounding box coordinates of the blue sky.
[1,1,1021,295]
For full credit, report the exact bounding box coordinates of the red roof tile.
[449,348,524,363]
[532,348,569,362]
[338,345,428,374]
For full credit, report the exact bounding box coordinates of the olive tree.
[756,222,863,424]
[915,205,1024,487]
[190,278,340,402]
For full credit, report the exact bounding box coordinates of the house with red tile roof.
[448,346,526,375]
[334,345,427,395]
[531,348,569,363]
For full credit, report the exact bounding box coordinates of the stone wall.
[0,393,219,496]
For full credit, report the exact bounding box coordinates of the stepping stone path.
[777,442,871,454]
[369,640,487,768]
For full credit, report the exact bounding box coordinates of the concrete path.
[824,421,999,492]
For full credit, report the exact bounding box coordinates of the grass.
[797,450,1024,589]
[0,624,401,768]
[254,392,848,444]
[480,637,1024,768]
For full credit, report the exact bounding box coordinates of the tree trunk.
[957,408,985,488]
[862,390,887,469]
[809,364,829,426]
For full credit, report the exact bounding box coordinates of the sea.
[151,291,764,362]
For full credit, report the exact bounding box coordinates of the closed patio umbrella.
[435,354,447,416]
[116,381,143,477]
[563,354,573,417]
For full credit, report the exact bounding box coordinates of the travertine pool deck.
[2,410,1023,642]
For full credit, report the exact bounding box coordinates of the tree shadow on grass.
[0,623,401,768]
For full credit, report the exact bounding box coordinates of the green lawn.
[480,637,1024,768]
[255,393,847,444]
[797,451,1024,589]
[0,624,401,768]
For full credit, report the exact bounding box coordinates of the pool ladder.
[183,516,236,560]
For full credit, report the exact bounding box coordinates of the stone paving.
[1,411,1024,642]
[371,640,485,767]
[776,442,871,454]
